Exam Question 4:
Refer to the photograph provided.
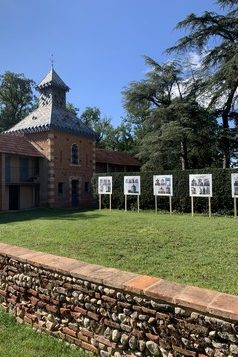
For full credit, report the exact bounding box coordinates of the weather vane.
[50,54,54,69]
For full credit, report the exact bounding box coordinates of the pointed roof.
[6,68,97,140]
[36,68,69,91]
[6,105,97,139]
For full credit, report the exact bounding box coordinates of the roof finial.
[50,54,54,69]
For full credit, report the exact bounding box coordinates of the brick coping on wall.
[0,242,237,323]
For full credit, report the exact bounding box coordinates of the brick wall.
[52,131,94,208]
[27,130,95,208]
[0,243,237,357]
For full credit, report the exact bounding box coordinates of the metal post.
[208,197,211,218]
[169,196,172,214]
[99,194,101,210]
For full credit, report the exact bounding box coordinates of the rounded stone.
[104,327,112,340]
[138,314,147,321]
[230,344,238,354]
[129,336,137,350]
[146,341,160,356]
[118,313,126,322]
[138,340,146,352]
[114,352,121,357]
[205,347,215,356]
[117,292,124,300]
[148,317,156,325]
[120,334,129,346]
[112,329,121,342]
[83,318,90,328]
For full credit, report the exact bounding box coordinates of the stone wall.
[0,243,238,357]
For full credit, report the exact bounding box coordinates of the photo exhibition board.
[153,175,173,196]
[189,174,212,197]
[124,176,141,195]
[231,173,238,198]
[98,176,112,195]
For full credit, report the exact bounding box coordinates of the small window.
[71,144,79,164]
[20,157,29,181]
[58,182,64,195]
[85,182,89,193]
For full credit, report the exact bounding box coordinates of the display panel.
[231,173,238,198]
[153,175,173,196]
[124,176,141,195]
[189,174,212,197]
[98,176,112,195]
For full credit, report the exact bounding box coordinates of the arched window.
[71,144,79,164]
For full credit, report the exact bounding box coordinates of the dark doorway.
[9,185,20,210]
[71,180,79,207]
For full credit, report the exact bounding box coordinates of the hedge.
[92,168,238,214]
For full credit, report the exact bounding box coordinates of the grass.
[0,309,90,357]
[0,208,238,295]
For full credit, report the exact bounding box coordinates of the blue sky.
[1,0,220,126]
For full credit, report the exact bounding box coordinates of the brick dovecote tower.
[7,68,97,208]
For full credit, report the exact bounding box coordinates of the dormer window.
[71,144,79,164]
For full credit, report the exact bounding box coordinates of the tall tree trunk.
[221,83,238,168]
[181,139,188,170]
[221,112,230,168]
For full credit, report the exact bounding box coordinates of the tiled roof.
[6,105,97,139]
[96,149,141,166]
[36,68,69,91]
[0,134,44,157]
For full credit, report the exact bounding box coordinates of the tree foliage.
[79,106,113,147]
[123,58,219,170]
[66,102,79,116]
[167,1,238,167]
[79,106,136,152]
[0,71,35,131]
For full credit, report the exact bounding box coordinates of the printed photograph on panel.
[98,176,112,194]
[153,175,173,196]
[189,174,212,197]
[231,173,238,197]
[124,176,141,195]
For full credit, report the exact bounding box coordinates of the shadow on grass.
[0,208,103,225]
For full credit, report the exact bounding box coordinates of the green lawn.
[0,309,90,357]
[0,208,238,295]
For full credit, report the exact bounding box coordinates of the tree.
[0,71,35,131]
[217,0,238,8]
[167,1,238,167]
[66,102,79,116]
[105,118,136,152]
[123,57,219,170]
[79,106,113,147]
[79,107,137,152]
